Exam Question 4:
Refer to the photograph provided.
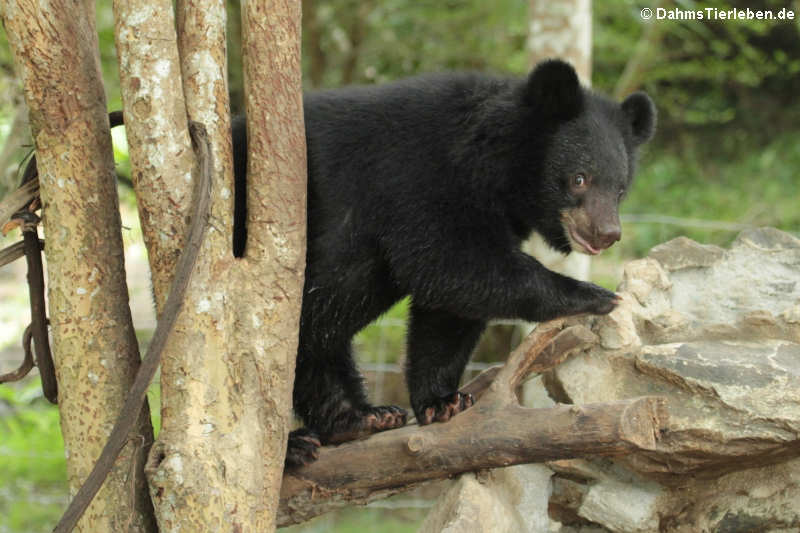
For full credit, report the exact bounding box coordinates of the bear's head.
[508,59,656,256]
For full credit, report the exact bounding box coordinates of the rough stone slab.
[542,229,800,532]
[417,466,557,533]
[648,236,725,271]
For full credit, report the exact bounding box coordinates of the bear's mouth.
[561,210,603,255]
[566,225,601,255]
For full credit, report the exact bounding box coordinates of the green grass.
[0,380,67,533]
[353,297,409,365]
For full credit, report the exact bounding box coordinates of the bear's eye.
[571,173,588,190]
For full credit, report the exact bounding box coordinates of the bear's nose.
[595,224,621,250]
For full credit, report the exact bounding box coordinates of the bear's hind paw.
[326,405,408,444]
[285,428,321,468]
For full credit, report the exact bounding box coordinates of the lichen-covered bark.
[528,0,592,83]
[177,0,234,223]
[143,0,305,531]
[113,0,195,312]
[2,0,156,531]
[238,0,306,524]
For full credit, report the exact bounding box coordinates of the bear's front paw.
[578,282,620,316]
[418,391,474,425]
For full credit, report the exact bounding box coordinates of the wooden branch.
[278,320,668,527]
[0,324,34,383]
[0,239,28,268]
[23,226,56,403]
[0,179,38,232]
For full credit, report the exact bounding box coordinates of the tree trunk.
[2,0,156,531]
[142,0,306,531]
[176,0,233,192]
[523,0,593,279]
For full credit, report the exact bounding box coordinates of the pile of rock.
[422,228,800,533]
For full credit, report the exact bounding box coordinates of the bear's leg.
[406,305,486,425]
[285,428,321,467]
[292,337,407,449]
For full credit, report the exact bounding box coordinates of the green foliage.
[97,2,122,111]
[354,297,409,364]
[299,0,529,89]
[0,380,67,533]
[111,126,132,183]
[621,129,800,256]
[594,0,800,144]
[292,0,800,155]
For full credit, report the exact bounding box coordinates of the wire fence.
[622,214,799,236]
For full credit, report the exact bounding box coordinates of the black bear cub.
[232,60,656,466]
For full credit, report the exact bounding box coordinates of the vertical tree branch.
[176,0,233,204]
[241,0,307,527]
[113,0,196,312]
[2,0,156,530]
[139,0,305,531]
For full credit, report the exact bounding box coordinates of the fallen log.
[278,319,669,526]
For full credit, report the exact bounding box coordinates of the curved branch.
[278,320,668,526]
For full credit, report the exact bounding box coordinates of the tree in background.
[529,0,592,82]
[524,0,593,282]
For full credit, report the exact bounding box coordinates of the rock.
[424,229,800,533]
[540,228,800,532]
[418,466,557,533]
[648,236,725,271]
[657,456,800,532]
[645,229,800,343]
[417,474,517,533]
[578,478,662,533]
[594,295,643,351]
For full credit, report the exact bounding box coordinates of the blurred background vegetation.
[1,0,798,531]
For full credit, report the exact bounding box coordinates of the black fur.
[232,60,656,466]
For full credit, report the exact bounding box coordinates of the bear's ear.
[523,59,583,119]
[621,92,656,145]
